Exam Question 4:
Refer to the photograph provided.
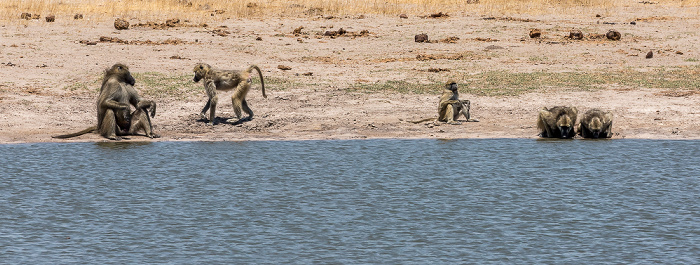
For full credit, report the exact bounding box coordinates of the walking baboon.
[410,80,478,124]
[192,63,266,125]
[537,106,578,138]
[52,63,159,140]
[578,109,613,139]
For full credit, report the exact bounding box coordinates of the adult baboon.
[410,80,478,125]
[52,63,159,140]
[578,109,613,139]
[192,63,266,125]
[537,106,578,138]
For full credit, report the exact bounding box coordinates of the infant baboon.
[192,63,266,125]
[578,109,613,139]
[53,63,159,140]
[410,80,478,124]
[537,106,578,139]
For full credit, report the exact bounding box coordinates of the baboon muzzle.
[560,127,571,138]
[193,76,201,82]
[126,75,136,86]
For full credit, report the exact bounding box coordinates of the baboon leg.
[446,104,461,125]
[242,99,253,120]
[200,100,211,119]
[99,109,121,140]
[231,96,243,120]
[537,110,553,138]
[208,95,218,124]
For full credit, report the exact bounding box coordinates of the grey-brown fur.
[192,63,267,125]
[578,109,613,139]
[537,106,578,138]
[410,80,478,124]
[53,63,159,140]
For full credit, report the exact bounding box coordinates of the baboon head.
[106,63,135,86]
[445,79,458,91]
[556,115,574,138]
[588,117,603,138]
[193,63,211,83]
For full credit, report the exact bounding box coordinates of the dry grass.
[2,0,699,22]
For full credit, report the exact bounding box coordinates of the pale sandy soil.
[1,6,700,143]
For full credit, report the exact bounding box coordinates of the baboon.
[192,63,266,124]
[537,106,578,138]
[52,63,159,140]
[578,109,613,139]
[410,80,478,124]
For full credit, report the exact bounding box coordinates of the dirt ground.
[1,6,700,143]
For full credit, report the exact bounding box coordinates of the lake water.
[1,139,698,264]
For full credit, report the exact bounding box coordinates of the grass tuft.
[351,66,700,96]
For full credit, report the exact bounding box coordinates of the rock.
[20,13,31,20]
[646,51,653,59]
[293,26,304,36]
[399,14,408,19]
[74,14,83,20]
[114,18,130,30]
[45,15,55,22]
[278,65,292,71]
[415,33,429,43]
[529,28,541,38]
[165,18,180,27]
[606,30,621,41]
[569,30,583,40]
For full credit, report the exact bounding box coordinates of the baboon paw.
[448,121,462,125]
[468,119,480,122]
[149,134,161,138]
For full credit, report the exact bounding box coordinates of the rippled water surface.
[1,139,699,264]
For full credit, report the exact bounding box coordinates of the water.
[1,139,698,264]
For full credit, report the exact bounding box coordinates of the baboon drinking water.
[410,80,478,124]
[192,63,267,125]
[578,109,613,139]
[52,63,159,140]
[537,106,578,139]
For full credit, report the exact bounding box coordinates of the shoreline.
[2,12,699,144]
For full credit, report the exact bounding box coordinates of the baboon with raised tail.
[192,63,267,125]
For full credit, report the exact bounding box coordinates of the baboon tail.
[408,118,436,124]
[247,65,266,98]
[52,126,97,139]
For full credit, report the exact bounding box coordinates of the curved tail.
[52,126,97,139]
[246,65,266,98]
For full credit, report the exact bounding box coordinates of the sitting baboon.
[410,80,478,124]
[53,63,159,140]
[192,63,266,125]
[537,106,578,138]
[578,109,613,139]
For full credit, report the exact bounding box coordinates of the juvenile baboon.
[53,63,159,140]
[410,80,478,124]
[578,109,613,139]
[192,63,266,124]
[537,106,578,138]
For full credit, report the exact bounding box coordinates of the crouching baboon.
[578,109,613,138]
[537,106,578,138]
[192,63,266,125]
[52,63,159,140]
[410,80,478,124]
